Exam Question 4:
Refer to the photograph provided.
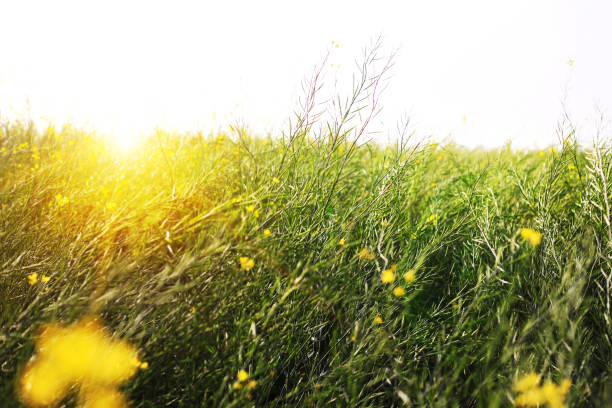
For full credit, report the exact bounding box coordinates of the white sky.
[0,0,611,148]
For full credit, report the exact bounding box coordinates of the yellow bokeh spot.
[520,228,542,246]
[393,287,406,297]
[381,269,395,283]
[19,318,143,407]
[237,369,249,382]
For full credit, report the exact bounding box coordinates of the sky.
[0,0,611,148]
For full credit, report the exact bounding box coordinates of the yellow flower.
[239,257,255,272]
[55,194,69,206]
[520,228,542,246]
[393,287,406,297]
[272,177,280,184]
[27,273,38,285]
[253,210,260,218]
[411,232,417,239]
[568,164,575,170]
[539,150,546,157]
[41,275,50,283]
[381,269,395,283]
[139,362,148,370]
[79,386,128,408]
[245,205,255,213]
[338,238,346,246]
[237,370,249,382]
[404,269,416,284]
[106,202,117,211]
[426,214,438,225]
[513,372,542,393]
[233,381,242,389]
[513,373,570,408]
[263,229,271,236]
[357,247,375,260]
[246,380,257,389]
[558,378,571,395]
[18,318,141,408]
[374,316,383,324]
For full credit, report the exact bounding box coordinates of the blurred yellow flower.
[513,372,570,408]
[513,373,541,393]
[374,316,383,324]
[27,273,38,285]
[239,257,255,272]
[338,238,346,246]
[520,228,542,246]
[404,269,416,284]
[245,205,255,213]
[357,247,375,260]
[253,210,260,218]
[237,369,249,382]
[381,269,395,283]
[55,194,69,207]
[79,386,128,408]
[18,318,143,408]
[393,287,406,297]
[41,275,50,283]
[246,380,257,389]
[272,177,280,184]
[263,229,271,236]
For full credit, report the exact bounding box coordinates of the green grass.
[1,116,611,407]
[1,46,611,405]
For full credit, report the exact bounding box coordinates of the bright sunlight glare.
[111,131,142,154]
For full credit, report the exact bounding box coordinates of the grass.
[1,49,612,407]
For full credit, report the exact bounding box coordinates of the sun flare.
[111,132,141,153]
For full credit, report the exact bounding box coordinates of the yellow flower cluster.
[233,369,257,390]
[19,318,146,408]
[381,264,416,297]
[239,256,255,272]
[520,228,542,246]
[245,205,260,218]
[426,214,438,226]
[27,273,50,286]
[513,372,571,408]
[357,247,375,260]
[55,194,70,207]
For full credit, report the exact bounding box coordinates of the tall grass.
[1,46,611,407]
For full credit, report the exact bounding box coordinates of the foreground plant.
[19,318,146,408]
[513,372,571,408]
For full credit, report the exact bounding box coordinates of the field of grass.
[2,82,612,407]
